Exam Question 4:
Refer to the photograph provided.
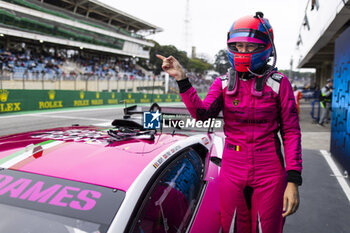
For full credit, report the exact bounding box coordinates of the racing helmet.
[227,12,275,73]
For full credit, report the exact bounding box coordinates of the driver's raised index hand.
[156,54,186,81]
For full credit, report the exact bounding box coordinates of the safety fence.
[310,99,321,123]
[0,78,165,93]
[0,89,207,114]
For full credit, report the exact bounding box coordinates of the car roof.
[0,126,188,192]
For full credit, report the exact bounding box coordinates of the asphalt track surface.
[0,105,125,136]
[1,102,349,233]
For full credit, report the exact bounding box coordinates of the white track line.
[0,102,184,119]
[30,114,112,122]
[0,106,124,119]
[320,150,350,202]
[93,122,113,127]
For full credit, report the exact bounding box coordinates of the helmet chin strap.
[247,12,277,78]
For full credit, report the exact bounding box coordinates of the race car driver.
[157,12,302,233]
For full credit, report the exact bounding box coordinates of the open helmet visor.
[227,29,270,44]
[228,42,267,54]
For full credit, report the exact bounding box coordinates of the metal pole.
[97,75,99,92]
[124,75,127,92]
[85,76,88,91]
[132,77,135,92]
[0,62,2,89]
[41,71,45,90]
[74,75,77,90]
[22,72,25,90]
[149,79,152,94]
[59,74,61,90]
[151,76,155,103]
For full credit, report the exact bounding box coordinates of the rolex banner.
[0,89,182,113]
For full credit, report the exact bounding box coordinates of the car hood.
[0,126,188,191]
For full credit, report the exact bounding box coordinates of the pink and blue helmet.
[227,14,274,73]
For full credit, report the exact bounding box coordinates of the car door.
[127,147,206,233]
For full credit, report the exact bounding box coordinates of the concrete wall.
[0,79,164,93]
[292,0,350,88]
[293,0,348,68]
[316,61,334,88]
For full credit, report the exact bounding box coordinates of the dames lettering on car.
[0,174,101,211]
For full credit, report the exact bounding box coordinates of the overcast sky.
[99,0,308,70]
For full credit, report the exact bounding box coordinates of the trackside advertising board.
[0,89,183,113]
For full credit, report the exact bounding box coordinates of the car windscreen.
[0,169,125,233]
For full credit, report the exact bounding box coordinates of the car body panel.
[0,123,223,232]
[0,169,125,227]
[0,126,188,191]
[107,134,214,233]
[189,161,221,233]
[189,136,223,233]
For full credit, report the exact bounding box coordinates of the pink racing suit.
[178,69,302,233]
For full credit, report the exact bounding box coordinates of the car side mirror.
[210,157,222,167]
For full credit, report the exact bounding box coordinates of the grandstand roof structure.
[39,0,163,34]
[293,0,350,68]
[0,0,163,59]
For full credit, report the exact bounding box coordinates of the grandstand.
[0,0,164,92]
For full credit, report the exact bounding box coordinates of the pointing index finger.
[156,54,166,61]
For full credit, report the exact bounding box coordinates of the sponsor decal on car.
[153,145,182,169]
[0,140,64,169]
[0,170,125,225]
[0,173,101,211]
[201,136,210,145]
[153,157,164,169]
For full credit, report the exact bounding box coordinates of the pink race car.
[0,105,223,233]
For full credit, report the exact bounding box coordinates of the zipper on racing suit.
[247,78,255,183]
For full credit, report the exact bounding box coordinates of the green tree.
[214,49,231,75]
[187,58,213,74]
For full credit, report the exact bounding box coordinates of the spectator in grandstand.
[0,46,151,81]
[318,78,333,126]
[157,12,302,233]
